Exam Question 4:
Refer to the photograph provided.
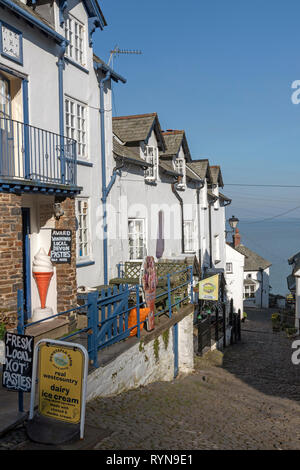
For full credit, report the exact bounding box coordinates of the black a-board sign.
[50,229,72,264]
[2,332,34,392]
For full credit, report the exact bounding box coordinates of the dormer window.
[65,14,85,67]
[144,145,158,182]
[174,156,186,188]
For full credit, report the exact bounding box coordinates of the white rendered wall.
[225,244,244,315]
[86,312,194,400]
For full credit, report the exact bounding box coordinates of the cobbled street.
[1,307,300,450]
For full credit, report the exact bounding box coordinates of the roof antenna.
[108,45,142,69]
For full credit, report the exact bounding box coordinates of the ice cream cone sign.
[32,248,54,309]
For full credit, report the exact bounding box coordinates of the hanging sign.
[37,342,84,424]
[199,274,219,301]
[2,332,34,392]
[50,229,72,264]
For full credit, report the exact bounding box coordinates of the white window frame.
[184,221,195,253]
[76,197,91,261]
[144,146,158,182]
[214,234,220,262]
[174,155,186,189]
[244,284,256,299]
[65,96,87,159]
[226,262,233,274]
[128,218,146,260]
[65,14,85,67]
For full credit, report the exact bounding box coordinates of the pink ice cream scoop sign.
[50,229,72,264]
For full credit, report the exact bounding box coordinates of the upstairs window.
[65,97,87,158]
[184,221,195,253]
[174,156,186,188]
[65,15,85,66]
[214,235,220,263]
[144,146,158,182]
[226,262,233,274]
[244,284,255,299]
[128,218,146,260]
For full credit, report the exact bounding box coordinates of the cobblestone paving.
[1,308,300,450]
[86,308,300,450]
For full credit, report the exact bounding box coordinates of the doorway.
[22,207,31,321]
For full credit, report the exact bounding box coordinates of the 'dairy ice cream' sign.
[50,229,72,264]
[38,343,84,424]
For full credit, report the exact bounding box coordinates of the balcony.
[0,117,81,194]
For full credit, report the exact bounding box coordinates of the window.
[65,97,87,158]
[184,221,194,253]
[174,156,186,187]
[144,146,158,181]
[244,284,255,299]
[214,235,220,262]
[65,15,85,66]
[76,198,90,259]
[128,218,146,260]
[226,262,233,274]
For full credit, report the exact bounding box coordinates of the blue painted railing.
[0,117,77,186]
[17,265,194,368]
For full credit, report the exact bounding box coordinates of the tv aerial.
[108,45,142,69]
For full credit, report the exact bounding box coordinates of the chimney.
[233,228,241,248]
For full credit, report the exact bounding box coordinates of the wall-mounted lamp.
[53,202,64,220]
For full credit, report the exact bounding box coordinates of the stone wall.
[0,193,23,328]
[54,196,77,313]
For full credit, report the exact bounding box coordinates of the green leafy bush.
[0,322,6,341]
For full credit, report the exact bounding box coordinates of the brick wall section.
[0,193,23,328]
[55,196,77,313]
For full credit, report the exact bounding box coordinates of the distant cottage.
[231,229,272,309]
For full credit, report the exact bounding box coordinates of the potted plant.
[285,327,298,338]
[0,322,6,364]
[271,313,281,332]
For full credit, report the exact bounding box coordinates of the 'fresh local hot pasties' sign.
[38,344,84,424]
[2,332,34,392]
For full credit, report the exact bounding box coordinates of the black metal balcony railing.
[0,117,77,187]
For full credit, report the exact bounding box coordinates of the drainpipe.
[196,179,205,268]
[99,71,111,285]
[171,178,185,254]
[58,39,67,184]
[208,201,213,268]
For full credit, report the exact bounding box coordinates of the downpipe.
[99,71,111,285]
[171,178,185,254]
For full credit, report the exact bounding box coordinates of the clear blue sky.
[94,0,300,221]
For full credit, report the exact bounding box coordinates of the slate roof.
[188,159,212,181]
[288,251,300,265]
[112,113,165,150]
[159,160,181,177]
[185,164,202,182]
[219,192,232,203]
[113,136,151,167]
[160,130,191,161]
[234,244,272,271]
[210,165,224,187]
